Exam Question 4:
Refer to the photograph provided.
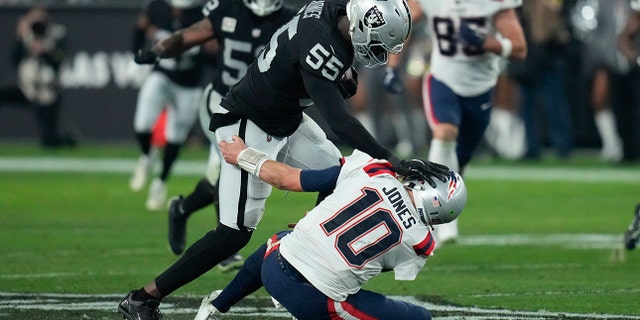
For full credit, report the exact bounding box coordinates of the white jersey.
[280,150,435,301]
[633,0,640,11]
[419,0,522,96]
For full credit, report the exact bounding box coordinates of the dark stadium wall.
[0,7,146,143]
[0,3,598,147]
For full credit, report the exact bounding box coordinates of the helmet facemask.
[243,0,284,16]
[347,0,411,68]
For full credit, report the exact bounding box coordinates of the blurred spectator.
[0,6,75,148]
[510,0,574,159]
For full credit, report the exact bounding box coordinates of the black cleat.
[168,196,187,255]
[118,290,163,320]
[623,204,640,250]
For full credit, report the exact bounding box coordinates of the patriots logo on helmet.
[364,6,386,28]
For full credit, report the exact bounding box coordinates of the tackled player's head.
[243,0,284,17]
[346,0,412,68]
[404,170,467,227]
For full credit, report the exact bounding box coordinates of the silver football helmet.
[405,170,467,226]
[346,0,412,68]
[243,0,284,16]
[170,0,204,9]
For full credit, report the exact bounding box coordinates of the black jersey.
[204,0,297,95]
[146,0,206,87]
[220,0,354,137]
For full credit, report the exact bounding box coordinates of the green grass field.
[1,142,639,320]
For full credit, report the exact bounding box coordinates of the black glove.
[389,156,450,188]
[459,20,486,48]
[134,49,159,65]
[338,66,359,99]
[382,67,404,94]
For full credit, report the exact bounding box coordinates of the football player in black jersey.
[129,0,208,211]
[118,0,449,319]
[135,0,297,263]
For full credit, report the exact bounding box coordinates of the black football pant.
[154,224,252,296]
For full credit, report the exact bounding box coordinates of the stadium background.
[0,0,601,150]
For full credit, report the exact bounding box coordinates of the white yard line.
[1,157,639,182]
[0,292,638,319]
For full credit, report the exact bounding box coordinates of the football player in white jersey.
[129,0,206,211]
[117,0,451,319]
[617,0,640,251]
[410,0,526,243]
[192,135,466,320]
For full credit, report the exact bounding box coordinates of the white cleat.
[146,178,167,211]
[130,155,153,192]
[194,290,223,320]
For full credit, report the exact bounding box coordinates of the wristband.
[237,147,269,176]
[498,37,512,58]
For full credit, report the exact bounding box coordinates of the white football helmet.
[170,0,204,9]
[243,0,284,16]
[405,170,467,226]
[346,0,412,68]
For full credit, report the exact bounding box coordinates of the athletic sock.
[182,178,218,216]
[427,139,460,172]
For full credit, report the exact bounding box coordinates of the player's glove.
[389,156,450,188]
[134,49,159,65]
[338,66,358,99]
[382,67,404,94]
[459,21,486,48]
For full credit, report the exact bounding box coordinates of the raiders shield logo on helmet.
[364,6,386,28]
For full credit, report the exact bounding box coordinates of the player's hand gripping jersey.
[280,151,437,301]
[218,0,353,137]
[419,0,522,96]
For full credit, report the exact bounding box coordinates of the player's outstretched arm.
[154,18,216,58]
[219,136,304,192]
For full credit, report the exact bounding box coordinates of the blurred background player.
[129,0,207,211]
[117,0,450,318]
[618,0,640,250]
[194,136,465,320]
[410,0,526,243]
[570,0,625,163]
[139,0,296,271]
[615,0,640,163]
[0,5,76,149]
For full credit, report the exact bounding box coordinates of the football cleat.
[146,178,167,211]
[194,290,223,320]
[217,253,244,272]
[623,204,640,250]
[168,196,187,255]
[117,290,163,320]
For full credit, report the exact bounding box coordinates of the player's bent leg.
[261,248,333,320]
[154,224,252,297]
[344,289,432,320]
[211,241,271,313]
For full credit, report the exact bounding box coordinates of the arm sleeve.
[299,165,340,193]
[301,70,394,161]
